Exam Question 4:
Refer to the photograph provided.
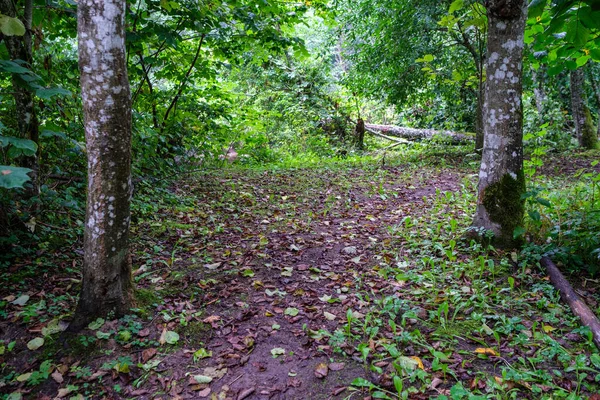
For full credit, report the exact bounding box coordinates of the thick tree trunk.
[0,0,40,198]
[471,0,527,248]
[570,68,598,149]
[365,123,473,144]
[70,0,134,331]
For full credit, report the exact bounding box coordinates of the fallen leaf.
[315,363,329,379]
[27,337,44,350]
[142,348,157,363]
[197,388,211,397]
[12,295,29,306]
[16,373,31,382]
[271,347,285,357]
[193,375,213,384]
[474,347,499,357]
[51,371,64,384]
[203,315,221,324]
[238,387,256,399]
[324,311,336,321]
[329,362,345,371]
[284,307,299,316]
[410,356,424,370]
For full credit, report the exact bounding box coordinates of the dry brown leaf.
[314,363,328,379]
[142,348,157,363]
[329,362,345,371]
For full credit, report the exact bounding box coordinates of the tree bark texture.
[0,0,40,197]
[588,68,600,137]
[532,67,547,115]
[471,0,527,248]
[541,257,600,350]
[355,119,365,150]
[70,0,134,331]
[365,123,474,145]
[571,68,598,149]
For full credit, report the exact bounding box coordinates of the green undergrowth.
[522,153,600,275]
[310,179,600,399]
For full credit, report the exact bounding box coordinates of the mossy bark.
[471,0,527,249]
[571,68,598,150]
[477,170,525,248]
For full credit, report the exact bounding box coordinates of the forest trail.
[3,158,600,399]
[132,166,465,399]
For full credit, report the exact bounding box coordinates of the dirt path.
[131,167,465,399]
[3,161,599,400]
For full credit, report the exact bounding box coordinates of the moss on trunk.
[581,104,598,150]
[481,170,526,247]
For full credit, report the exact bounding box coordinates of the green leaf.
[284,307,299,316]
[27,337,44,350]
[393,375,403,394]
[590,48,600,61]
[0,14,26,36]
[448,0,464,14]
[271,347,285,357]
[565,19,590,47]
[193,375,213,384]
[96,331,112,339]
[164,330,179,344]
[118,330,132,342]
[576,55,590,67]
[0,60,30,74]
[35,87,71,100]
[528,0,548,19]
[351,377,375,388]
[193,348,212,359]
[0,166,32,189]
[87,318,105,330]
[0,136,37,156]
[513,226,526,239]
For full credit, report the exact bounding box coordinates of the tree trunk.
[532,67,547,115]
[69,0,134,331]
[589,67,600,137]
[365,123,473,144]
[475,82,484,152]
[570,68,598,149]
[471,0,527,248]
[0,0,40,198]
[355,118,365,150]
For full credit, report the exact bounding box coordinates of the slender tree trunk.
[0,0,40,198]
[355,118,365,150]
[570,68,598,149]
[70,0,134,331]
[586,67,600,139]
[532,67,547,115]
[471,0,527,248]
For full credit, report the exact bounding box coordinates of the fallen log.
[364,126,410,144]
[365,123,474,145]
[541,256,600,349]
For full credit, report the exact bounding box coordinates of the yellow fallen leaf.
[542,324,555,333]
[474,347,499,356]
[410,356,424,370]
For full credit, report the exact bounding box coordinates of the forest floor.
[2,150,600,400]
